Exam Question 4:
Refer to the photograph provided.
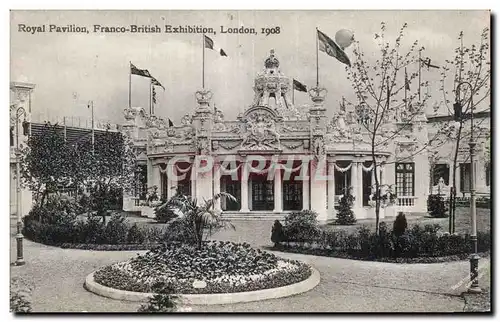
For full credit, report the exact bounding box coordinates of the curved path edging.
[84,267,320,305]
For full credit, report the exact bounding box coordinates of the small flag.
[168,119,174,127]
[151,77,165,90]
[152,87,157,105]
[317,29,351,67]
[204,35,227,57]
[293,79,308,92]
[421,58,440,69]
[405,69,410,91]
[130,63,152,78]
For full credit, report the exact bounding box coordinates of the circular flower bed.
[94,241,312,294]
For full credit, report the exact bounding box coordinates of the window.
[334,161,352,195]
[283,182,302,210]
[10,127,13,147]
[433,164,450,185]
[460,163,471,192]
[395,163,415,196]
[134,165,148,199]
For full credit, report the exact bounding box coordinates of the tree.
[167,192,237,249]
[438,28,490,233]
[78,131,137,224]
[336,187,356,225]
[20,123,74,206]
[346,22,432,235]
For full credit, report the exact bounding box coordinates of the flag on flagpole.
[420,58,440,70]
[130,63,152,78]
[317,29,351,67]
[293,79,308,92]
[151,76,165,90]
[204,35,228,56]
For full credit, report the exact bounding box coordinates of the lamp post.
[14,106,27,266]
[454,81,481,294]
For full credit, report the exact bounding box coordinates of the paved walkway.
[10,219,490,312]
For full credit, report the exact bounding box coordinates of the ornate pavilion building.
[10,50,490,222]
[122,50,440,222]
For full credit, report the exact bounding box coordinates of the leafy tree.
[166,192,237,249]
[20,123,74,206]
[437,28,490,233]
[77,132,137,224]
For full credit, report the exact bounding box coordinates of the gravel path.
[10,219,489,312]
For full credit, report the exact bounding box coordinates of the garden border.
[84,266,320,305]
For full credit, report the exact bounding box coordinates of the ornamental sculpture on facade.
[240,110,281,150]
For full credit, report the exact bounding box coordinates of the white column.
[358,161,364,207]
[310,160,328,222]
[351,160,363,211]
[273,166,283,212]
[240,159,249,212]
[152,165,161,194]
[147,158,154,190]
[213,163,221,211]
[302,160,310,210]
[167,161,177,199]
[327,159,336,219]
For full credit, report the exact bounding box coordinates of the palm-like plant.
[167,192,237,249]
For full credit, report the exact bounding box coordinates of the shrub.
[427,194,448,218]
[154,196,181,223]
[138,294,178,313]
[101,213,128,244]
[477,231,491,252]
[75,215,105,244]
[162,218,197,244]
[271,220,285,246]
[283,210,319,243]
[376,222,392,257]
[10,278,32,313]
[336,189,357,225]
[393,213,408,237]
[127,223,146,244]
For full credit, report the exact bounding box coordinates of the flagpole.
[202,33,205,89]
[404,67,408,111]
[418,51,422,103]
[292,83,295,104]
[128,61,132,108]
[316,27,319,87]
[91,100,95,155]
[149,79,153,115]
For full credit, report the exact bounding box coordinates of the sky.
[10,10,490,126]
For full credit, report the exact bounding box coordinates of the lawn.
[325,207,491,234]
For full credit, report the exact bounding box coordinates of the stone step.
[221,212,288,221]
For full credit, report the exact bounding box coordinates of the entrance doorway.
[251,179,274,211]
[283,181,302,210]
[221,175,241,211]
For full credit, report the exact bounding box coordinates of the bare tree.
[438,28,490,233]
[346,22,433,235]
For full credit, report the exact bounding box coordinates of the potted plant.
[368,184,397,218]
